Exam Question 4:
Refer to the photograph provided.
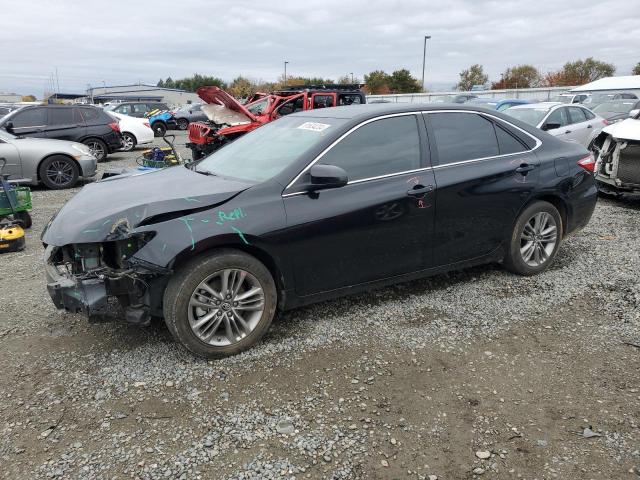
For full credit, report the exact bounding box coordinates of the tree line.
[158,60,640,97]
[457,57,632,91]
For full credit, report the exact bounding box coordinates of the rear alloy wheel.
[83,138,108,162]
[164,249,277,358]
[121,132,137,152]
[152,121,167,137]
[504,201,562,275]
[38,155,79,189]
[177,118,189,130]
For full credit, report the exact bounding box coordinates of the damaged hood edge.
[602,118,640,141]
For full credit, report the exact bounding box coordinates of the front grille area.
[617,145,640,184]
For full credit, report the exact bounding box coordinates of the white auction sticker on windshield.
[297,122,331,132]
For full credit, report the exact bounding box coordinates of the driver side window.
[545,108,567,128]
[318,115,421,182]
[276,97,304,117]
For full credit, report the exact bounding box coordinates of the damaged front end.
[590,116,640,194]
[44,232,169,325]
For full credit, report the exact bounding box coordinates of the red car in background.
[186,84,365,160]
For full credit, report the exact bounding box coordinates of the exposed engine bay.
[590,115,640,194]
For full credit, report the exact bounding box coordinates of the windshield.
[503,107,549,126]
[245,97,271,115]
[592,101,636,114]
[197,116,346,183]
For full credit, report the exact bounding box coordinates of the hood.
[42,166,253,246]
[197,86,257,123]
[602,117,640,141]
[7,135,90,155]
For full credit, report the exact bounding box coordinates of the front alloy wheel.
[188,269,265,346]
[163,249,277,358]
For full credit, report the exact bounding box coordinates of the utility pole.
[284,61,289,86]
[421,35,431,93]
[55,67,60,93]
[350,72,354,83]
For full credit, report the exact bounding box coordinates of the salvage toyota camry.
[43,104,597,358]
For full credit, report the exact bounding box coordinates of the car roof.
[508,102,563,110]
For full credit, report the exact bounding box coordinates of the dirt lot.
[0,131,639,479]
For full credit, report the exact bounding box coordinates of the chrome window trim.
[282,112,422,194]
[281,108,543,197]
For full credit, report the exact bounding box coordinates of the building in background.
[570,75,640,96]
[87,84,200,107]
[0,92,22,103]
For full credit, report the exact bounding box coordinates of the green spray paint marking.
[82,228,100,234]
[215,208,246,225]
[231,226,249,245]
[178,217,196,250]
[101,218,113,226]
[162,244,167,252]
[201,219,210,223]
[184,197,201,203]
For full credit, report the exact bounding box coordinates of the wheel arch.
[170,242,287,310]
[36,153,81,183]
[523,194,569,238]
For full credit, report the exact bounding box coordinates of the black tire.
[82,138,108,162]
[177,118,189,130]
[503,201,563,276]
[163,249,277,358]
[121,132,137,152]
[14,211,32,229]
[38,155,80,189]
[152,121,167,137]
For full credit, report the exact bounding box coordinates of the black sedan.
[42,104,597,358]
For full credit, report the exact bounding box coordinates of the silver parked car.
[503,102,606,147]
[0,128,96,189]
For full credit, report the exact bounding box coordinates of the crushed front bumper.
[47,276,109,317]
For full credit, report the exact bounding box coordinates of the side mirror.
[4,121,14,134]
[542,122,561,131]
[629,109,640,119]
[309,164,348,190]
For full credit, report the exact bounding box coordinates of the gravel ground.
[0,130,639,479]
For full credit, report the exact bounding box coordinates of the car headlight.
[72,144,92,156]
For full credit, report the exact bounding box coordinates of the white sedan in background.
[108,112,154,152]
[504,102,607,147]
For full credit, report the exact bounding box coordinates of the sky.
[1,0,639,96]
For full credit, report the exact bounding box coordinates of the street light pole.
[284,61,289,86]
[421,35,431,93]
[350,72,354,83]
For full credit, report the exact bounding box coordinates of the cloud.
[1,0,638,95]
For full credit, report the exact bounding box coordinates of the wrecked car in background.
[590,107,640,195]
[186,84,365,160]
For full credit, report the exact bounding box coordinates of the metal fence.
[367,86,575,103]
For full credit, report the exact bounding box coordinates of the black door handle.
[407,184,434,197]
[587,124,593,128]
[564,130,572,134]
[515,164,536,174]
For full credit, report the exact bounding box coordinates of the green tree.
[156,79,164,88]
[494,65,541,89]
[388,69,421,93]
[634,63,640,76]
[164,77,174,88]
[229,76,254,98]
[337,74,360,85]
[364,70,391,94]
[456,64,488,91]
[558,58,615,85]
[21,95,36,102]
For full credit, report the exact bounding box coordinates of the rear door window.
[582,108,595,120]
[79,107,101,123]
[429,112,499,165]
[338,94,363,106]
[10,108,47,127]
[319,115,422,181]
[494,124,527,155]
[114,104,132,115]
[49,108,77,125]
[567,107,587,124]
[132,104,150,115]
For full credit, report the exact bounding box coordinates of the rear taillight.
[602,119,610,126]
[143,122,151,128]
[577,154,595,172]
[108,122,120,133]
